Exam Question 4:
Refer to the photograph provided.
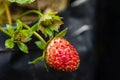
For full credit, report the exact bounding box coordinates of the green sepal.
[5,39,15,48]
[6,24,14,35]
[17,42,28,53]
[53,16,62,21]
[55,28,68,37]
[49,25,59,32]
[16,20,22,33]
[40,14,52,22]
[28,54,44,64]
[31,23,39,31]
[20,30,33,42]
[44,27,53,37]
[35,41,46,50]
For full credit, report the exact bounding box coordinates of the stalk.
[0,27,11,37]
[3,1,12,25]
[17,10,43,19]
[22,23,47,45]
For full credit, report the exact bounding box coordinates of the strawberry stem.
[22,23,47,45]
[17,10,43,20]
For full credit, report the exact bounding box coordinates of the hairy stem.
[17,10,43,19]
[22,23,47,45]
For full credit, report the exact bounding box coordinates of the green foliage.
[4,20,33,53]
[16,20,23,33]
[29,55,44,64]
[6,24,14,34]
[5,39,15,48]
[35,41,46,50]
[13,20,33,43]
[0,7,68,67]
[40,14,52,22]
[38,12,63,38]
[20,30,33,42]
[17,42,28,53]
[8,0,35,4]
[55,28,68,37]
[44,27,53,37]
[31,23,39,31]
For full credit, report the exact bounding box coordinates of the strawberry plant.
[0,0,80,72]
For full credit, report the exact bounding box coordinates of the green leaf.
[31,23,39,31]
[49,25,55,31]
[44,27,53,37]
[55,28,68,37]
[16,20,22,33]
[49,26,58,32]
[5,39,15,48]
[17,42,28,53]
[6,24,14,35]
[20,30,33,42]
[40,14,52,22]
[28,55,44,64]
[35,41,46,49]
[53,16,62,21]
[8,0,35,4]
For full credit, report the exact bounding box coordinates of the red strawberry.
[45,37,80,72]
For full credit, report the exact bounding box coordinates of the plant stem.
[17,10,43,19]
[0,27,11,37]
[28,50,46,64]
[33,31,47,44]
[3,1,12,25]
[22,23,47,45]
[28,54,44,64]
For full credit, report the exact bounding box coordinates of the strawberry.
[45,37,80,72]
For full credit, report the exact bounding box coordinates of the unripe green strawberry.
[45,37,80,72]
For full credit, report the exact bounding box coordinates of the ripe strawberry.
[45,37,80,72]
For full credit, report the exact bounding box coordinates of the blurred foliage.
[8,0,35,4]
[0,0,68,26]
[0,1,7,25]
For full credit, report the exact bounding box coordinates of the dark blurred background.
[95,0,120,80]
